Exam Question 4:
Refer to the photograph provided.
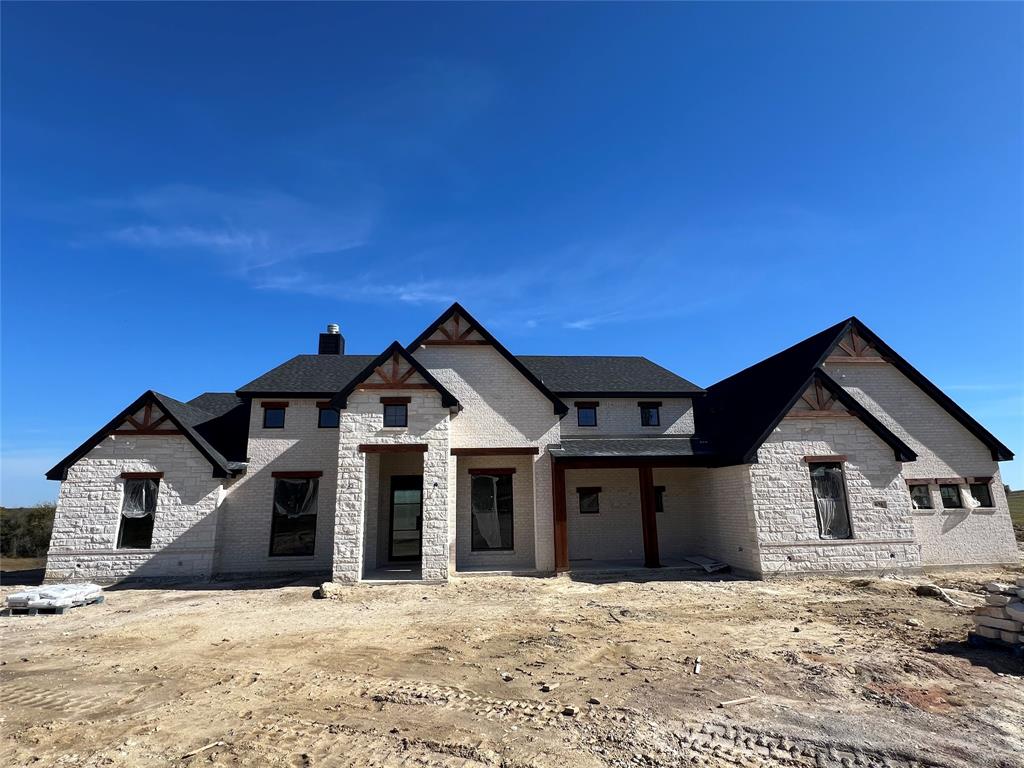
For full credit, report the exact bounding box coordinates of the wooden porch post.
[552,459,569,571]
[638,465,661,568]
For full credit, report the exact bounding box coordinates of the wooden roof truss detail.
[111,402,182,435]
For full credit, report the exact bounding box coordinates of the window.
[639,402,661,427]
[939,484,963,509]
[263,405,286,429]
[577,487,601,514]
[269,476,319,556]
[381,397,409,428]
[969,481,993,508]
[576,402,598,427]
[317,404,339,428]
[655,485,666,513]
[117,477,158,549]
[470,471,514,551]
[908,484,932,510]
[808,462,852,539]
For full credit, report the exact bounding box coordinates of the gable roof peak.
[408,301,569,416]
[45,389,244,482]
[329,340,459,410]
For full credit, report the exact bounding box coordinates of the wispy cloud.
[91,184,375,270]
[108,225,270,252]
[88,187,826,338]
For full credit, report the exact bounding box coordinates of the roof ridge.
[707,318,851,391]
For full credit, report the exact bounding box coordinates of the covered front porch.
[550,438,729,573]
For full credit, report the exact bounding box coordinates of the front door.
[389,475,423,561]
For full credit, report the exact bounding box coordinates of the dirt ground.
[1,568,1022,768]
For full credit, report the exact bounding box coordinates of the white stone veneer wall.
[824,361,1017,567]
[214,399,339,576]
[563,468,645,563]
[751,415,921,575]
[455,454,537,571]
[46,435,225,582]
[652,466,761,573]
[413,345,562,573]
[560,398,694,437]
[334,389,451,583]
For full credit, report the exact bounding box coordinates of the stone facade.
[413,345,562,574]
[825,360,1017,567]
[333,389,451,583]
[46,434,225,582]
[455,453,537,572]
[750,414,921,575]
[45,318,1016,584]
[215,399,339,577]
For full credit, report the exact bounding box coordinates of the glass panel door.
[389,475,423,561]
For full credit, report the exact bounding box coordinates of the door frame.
[388,474,423,561]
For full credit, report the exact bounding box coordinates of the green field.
[1009,490,1024,536]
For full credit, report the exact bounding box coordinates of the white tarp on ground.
[6,583,103,610]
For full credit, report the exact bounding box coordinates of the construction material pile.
[969,577,1024,651]
[4,583,104,616]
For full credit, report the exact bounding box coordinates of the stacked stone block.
[970,577,1024,648]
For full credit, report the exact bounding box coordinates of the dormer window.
[639,401,661,427]
[262,402,288,429]
[575,401,598,427]
[381,397,409,428]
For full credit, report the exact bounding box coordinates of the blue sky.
[2,2,1022,505]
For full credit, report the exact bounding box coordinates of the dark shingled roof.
[236,352,702,400]
[236,354,377,396]
[46,391,250,481]
[549,437,713,459]
[695,316,1013,464]
[519,356,703,396]
[694,319,921,465]
[186,393,251,464]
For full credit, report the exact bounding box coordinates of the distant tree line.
[1,503,56,558]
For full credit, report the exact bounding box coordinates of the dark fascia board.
[839,319,1014,462]
[408,302,569,416]
[739,369,917,464]
[45,390,232,481]
[329,341,460,410]
[238,391,336,400]
[554,390,706,399]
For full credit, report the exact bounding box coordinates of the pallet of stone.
[3,595,105,617]
[3,583,104,617]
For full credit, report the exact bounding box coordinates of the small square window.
[317,406,339,428]
[577,487,601,514]
[639,403,661,427]
[383,403,408,428]
[263,407,286,429]
[909,484,932,510]
[654,485,666,513]
[969,482,993,508]
[939,484,963,509]
[577,405,597,427]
